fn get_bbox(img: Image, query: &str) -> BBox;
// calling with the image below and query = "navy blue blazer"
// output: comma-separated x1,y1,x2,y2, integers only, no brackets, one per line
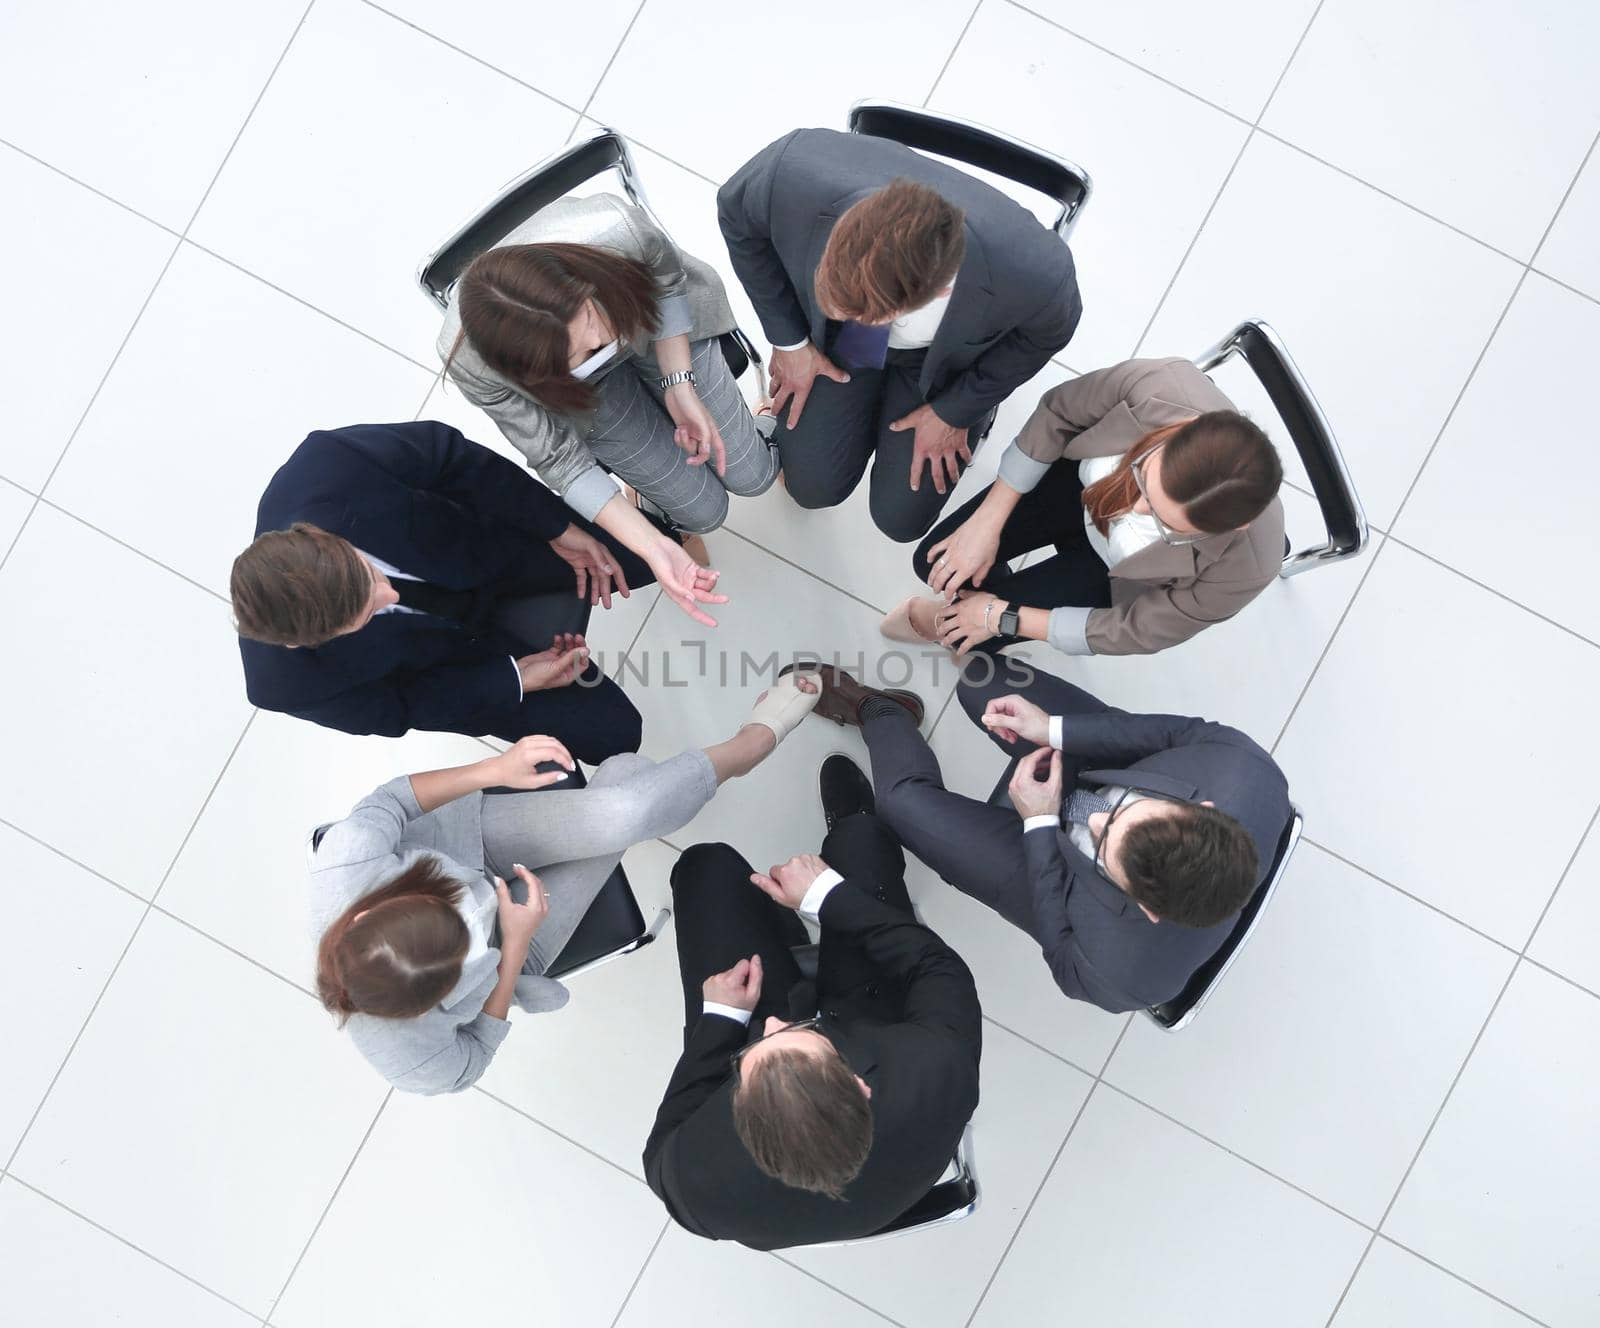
239,420,594,740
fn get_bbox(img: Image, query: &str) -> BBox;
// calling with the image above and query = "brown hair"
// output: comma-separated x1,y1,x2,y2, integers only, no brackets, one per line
1120,804,1260,927
448,242,662,415
813,179,966,324
1081,411,1282,537
316,857,470,1024
732,1043,873,1200
231,522,371,647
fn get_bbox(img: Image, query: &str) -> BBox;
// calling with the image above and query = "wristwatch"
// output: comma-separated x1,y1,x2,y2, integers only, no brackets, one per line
658,368,698,392
998,605,1021,636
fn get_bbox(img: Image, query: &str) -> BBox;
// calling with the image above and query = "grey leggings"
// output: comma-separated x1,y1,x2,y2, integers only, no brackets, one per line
587,336,779,533
479,750,717,972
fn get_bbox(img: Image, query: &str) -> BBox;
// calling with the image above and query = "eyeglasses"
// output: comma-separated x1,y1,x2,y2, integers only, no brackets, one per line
1090,787,1186,884
1130,445,1206,546
729,1015,827,1075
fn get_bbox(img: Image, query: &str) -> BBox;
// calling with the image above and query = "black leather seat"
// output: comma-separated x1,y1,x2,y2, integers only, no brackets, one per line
547,865,652,980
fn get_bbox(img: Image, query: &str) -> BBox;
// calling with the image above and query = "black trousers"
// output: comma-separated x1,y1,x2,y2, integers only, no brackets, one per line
476,515,663,762
863,669,1108,939
668,815,914,1042
768,344,972,544
913,462,1112,650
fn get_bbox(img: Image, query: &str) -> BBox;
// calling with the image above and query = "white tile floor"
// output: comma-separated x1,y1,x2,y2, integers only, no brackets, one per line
1,1,1596,1324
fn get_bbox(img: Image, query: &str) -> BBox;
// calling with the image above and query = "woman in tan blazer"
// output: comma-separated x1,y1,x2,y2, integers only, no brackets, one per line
881,358,1285,658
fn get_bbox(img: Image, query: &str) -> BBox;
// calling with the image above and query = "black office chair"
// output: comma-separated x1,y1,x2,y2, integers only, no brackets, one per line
1195,320,1368,576
982,766,1302,1031
847,98,1093,241
305,826,668,982
780,938,981,1244
415,126,763,381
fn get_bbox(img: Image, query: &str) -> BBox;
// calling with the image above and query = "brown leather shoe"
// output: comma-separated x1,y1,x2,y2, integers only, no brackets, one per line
778,662,924,728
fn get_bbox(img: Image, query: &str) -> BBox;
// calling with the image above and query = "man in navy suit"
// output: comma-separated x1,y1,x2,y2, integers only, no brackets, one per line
232,420,661,763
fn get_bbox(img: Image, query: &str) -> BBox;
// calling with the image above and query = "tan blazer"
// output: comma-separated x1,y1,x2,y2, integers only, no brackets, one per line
1013,358,1285,656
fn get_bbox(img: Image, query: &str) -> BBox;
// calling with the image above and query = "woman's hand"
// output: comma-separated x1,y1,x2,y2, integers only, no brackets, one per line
665,384,727,476
982,695,1051,747
489,735,575,789
648,536,729,628
549,523,630,609
926,514,1002,599
515,634,589,692
935,591,1003,656
1008,746,1063,820
494,865,549,952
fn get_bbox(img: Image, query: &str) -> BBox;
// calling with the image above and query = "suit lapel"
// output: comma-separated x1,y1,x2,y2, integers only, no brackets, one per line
1079,766,1203,803
923,222,993,396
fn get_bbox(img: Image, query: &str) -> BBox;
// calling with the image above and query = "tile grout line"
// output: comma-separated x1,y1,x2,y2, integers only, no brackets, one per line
2,710,257,1176
1372,1233,1554,1328
3,1173,269,1323
1526,128,1598,273
576,0,651,122
265,1089,394,1320
1318,789,1600,1327
767,1251,911,1327
0,135,184,239
923,0,987,108
472,1086,653,1189
605,1218,670,1328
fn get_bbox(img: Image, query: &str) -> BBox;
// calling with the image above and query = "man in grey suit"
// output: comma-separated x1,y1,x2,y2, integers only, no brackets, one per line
790,661,1290,1013
718,128,1082,543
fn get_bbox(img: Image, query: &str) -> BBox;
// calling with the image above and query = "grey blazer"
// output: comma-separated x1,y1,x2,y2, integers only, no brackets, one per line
309,777,567,1096
717,128,1082,429
437,193,739,521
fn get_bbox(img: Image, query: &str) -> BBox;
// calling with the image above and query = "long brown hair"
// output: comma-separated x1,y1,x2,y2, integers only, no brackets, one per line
1081,411,1281,537
448,242,662,415
316,857,470,1024
814,178,966,323
232,522,371,647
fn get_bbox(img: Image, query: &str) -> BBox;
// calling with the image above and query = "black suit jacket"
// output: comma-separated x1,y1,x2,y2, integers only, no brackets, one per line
1027,711,1292,1012
717,128,1082,429
239,420,583,740
642,881,982,1250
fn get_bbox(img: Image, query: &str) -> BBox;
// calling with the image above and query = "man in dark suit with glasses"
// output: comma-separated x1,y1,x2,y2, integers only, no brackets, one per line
642,741,982,1250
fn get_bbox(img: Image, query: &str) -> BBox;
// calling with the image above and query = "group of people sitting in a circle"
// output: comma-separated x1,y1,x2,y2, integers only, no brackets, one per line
232,125,1293,1249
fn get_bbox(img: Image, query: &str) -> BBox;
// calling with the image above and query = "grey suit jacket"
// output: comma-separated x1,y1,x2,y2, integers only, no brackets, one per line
438,192,739,521
717,128,1082,429
309,777,567,1096
1025,709,1291,1012
1007,357,1287,657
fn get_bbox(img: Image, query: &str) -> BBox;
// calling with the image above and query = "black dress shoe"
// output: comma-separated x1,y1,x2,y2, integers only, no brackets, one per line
820,754,875,832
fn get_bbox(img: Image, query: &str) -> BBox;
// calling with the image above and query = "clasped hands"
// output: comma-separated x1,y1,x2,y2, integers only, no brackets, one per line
702,853,831,1012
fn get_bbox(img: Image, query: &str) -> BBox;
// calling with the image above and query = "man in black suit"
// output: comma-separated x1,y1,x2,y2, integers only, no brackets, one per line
643,750,982,1250
717,127,1082,543
797,661,1292,1013
233,420,662,764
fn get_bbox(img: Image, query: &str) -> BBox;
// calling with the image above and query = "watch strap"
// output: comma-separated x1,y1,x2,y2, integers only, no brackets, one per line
658,368,697,391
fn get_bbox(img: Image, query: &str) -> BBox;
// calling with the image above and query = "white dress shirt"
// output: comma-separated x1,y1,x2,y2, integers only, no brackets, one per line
1078,451,1163,569
774,281,955,353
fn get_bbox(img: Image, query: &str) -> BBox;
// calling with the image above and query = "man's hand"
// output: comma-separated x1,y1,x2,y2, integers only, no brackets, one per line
769,342,850,429
982,695,1050,747
549,524,630,609
926,512,1002,599
516,633,588,692
647,537,728,628
750,853,830,909
489,735,576,788
664,385,727,475
1008,746,1064,820
703,954,764,1011
935,591,1003,656
890,402,972,495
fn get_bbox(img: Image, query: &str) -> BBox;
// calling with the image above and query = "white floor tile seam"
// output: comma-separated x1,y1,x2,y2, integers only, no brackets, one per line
574,0,651,123
1371,1233,1553,1328
767,1252,914,1328
264,1089,394,1322
0,1173,271,1326
472,1084,656,1188
603,1217,671,1328
1530,128,1600,277
1,710,255,1175
26,495,232,604
921,0,986,109
0,134,184,242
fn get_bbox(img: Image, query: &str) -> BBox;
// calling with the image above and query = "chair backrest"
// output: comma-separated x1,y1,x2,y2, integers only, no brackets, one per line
1145,807,1304,1031
847,99,1092,240
1194,320,1368,578
416,128,662,311
306,826,665,983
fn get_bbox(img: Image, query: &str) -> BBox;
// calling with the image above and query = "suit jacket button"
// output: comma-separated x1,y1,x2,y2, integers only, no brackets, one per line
866,983,881,998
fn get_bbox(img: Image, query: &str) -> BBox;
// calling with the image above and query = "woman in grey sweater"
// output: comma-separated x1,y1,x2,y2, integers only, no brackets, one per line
310,673,819,1095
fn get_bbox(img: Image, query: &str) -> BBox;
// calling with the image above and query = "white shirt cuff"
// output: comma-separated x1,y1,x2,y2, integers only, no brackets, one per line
510,656,524,701
772,337,810,352
1023,814,1059,833
1049,715,1063,750
798,867,845,922
702,1001,752,1025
